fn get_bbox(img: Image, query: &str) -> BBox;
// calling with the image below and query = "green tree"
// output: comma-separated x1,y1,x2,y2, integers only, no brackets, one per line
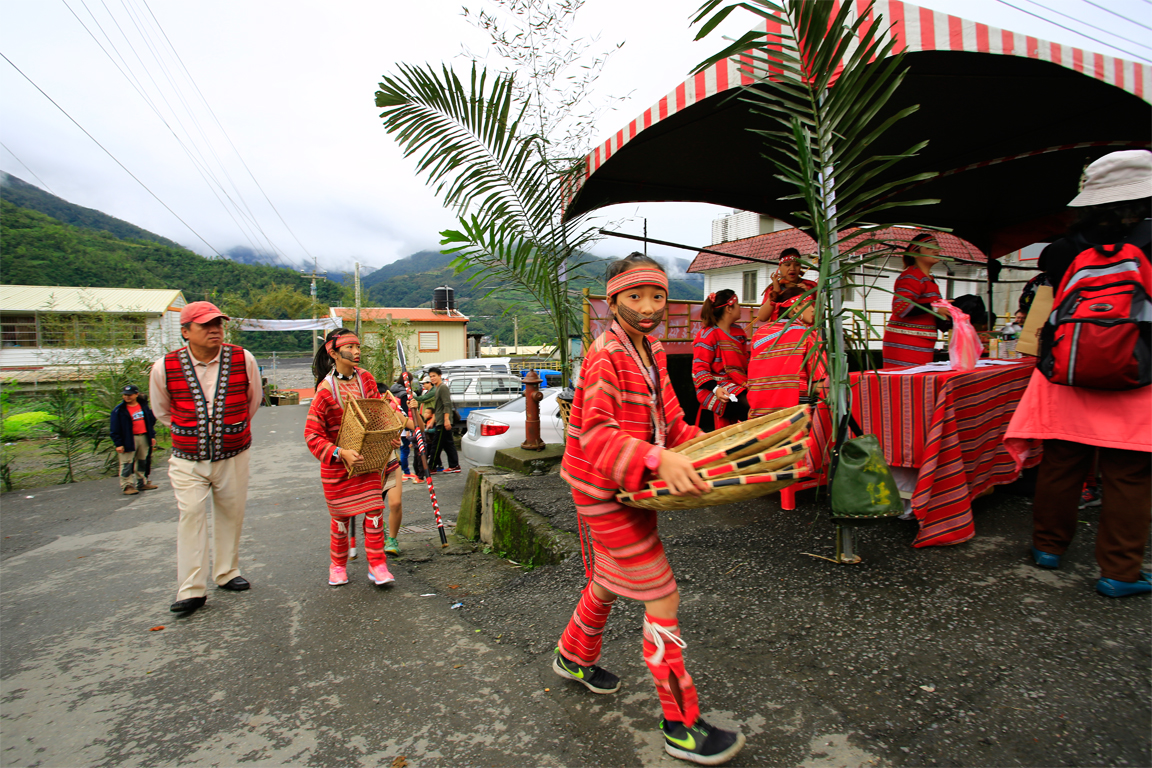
374,0,624,387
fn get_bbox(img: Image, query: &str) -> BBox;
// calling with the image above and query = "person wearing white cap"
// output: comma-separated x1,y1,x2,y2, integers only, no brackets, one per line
1006,149,1152,599
148,301,262,614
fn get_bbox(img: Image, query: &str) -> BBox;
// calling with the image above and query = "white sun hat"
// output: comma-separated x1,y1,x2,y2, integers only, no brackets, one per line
1068,149,1152,207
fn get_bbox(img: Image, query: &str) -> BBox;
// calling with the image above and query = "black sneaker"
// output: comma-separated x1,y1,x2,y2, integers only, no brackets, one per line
551,649,620,694
660,718,746,766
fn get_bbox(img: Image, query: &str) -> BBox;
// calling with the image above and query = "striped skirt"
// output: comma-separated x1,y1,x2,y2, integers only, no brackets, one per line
882,319,937,369
573,490,677,602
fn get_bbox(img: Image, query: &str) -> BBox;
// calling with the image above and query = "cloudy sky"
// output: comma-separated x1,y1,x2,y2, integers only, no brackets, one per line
1,0,1147,274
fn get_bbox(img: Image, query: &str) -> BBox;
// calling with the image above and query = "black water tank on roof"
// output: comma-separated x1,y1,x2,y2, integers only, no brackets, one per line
433,285,455,311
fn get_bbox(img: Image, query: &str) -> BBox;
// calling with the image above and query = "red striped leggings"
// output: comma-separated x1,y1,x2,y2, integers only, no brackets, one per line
330,511,387,569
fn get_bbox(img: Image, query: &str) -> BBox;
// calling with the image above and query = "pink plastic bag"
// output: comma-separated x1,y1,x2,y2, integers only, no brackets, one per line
933,300,981,372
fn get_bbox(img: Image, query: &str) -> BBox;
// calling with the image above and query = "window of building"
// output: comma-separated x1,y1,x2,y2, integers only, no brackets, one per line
742,271,758,303
1,314,37,348
418,331,439,352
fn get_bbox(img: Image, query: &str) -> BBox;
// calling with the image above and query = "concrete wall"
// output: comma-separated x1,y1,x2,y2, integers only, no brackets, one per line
358,320,468,366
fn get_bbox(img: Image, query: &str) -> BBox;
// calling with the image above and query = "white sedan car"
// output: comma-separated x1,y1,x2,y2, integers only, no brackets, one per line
461,388,566,466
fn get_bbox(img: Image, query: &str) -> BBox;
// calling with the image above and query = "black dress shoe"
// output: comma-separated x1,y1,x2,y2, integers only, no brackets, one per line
170,596,206,613
218,576,250,591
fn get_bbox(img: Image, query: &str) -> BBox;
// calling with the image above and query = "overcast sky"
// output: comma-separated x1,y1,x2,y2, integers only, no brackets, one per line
1,0,1147,275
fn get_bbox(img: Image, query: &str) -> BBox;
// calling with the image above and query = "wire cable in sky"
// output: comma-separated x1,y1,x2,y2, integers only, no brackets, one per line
1015,0,1152,51
0,51,224,256
1078,0,1152,32
993,0,1152,63
139,0,316,264
62,0,273,260
1,142,58,195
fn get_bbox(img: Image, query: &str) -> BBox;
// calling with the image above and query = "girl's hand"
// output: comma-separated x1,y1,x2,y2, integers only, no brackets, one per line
339,448,364,469
714,384,728,400
656,451,709,496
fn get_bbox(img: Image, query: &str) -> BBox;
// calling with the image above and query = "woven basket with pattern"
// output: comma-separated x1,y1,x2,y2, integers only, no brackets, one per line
617,405,812,509
336,398,404,478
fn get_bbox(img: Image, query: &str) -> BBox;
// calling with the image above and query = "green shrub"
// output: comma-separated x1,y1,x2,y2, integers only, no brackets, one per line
2,411,53,440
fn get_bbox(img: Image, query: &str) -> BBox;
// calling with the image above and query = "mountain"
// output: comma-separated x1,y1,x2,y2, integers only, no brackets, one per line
0,172,184,249
361,250,454,288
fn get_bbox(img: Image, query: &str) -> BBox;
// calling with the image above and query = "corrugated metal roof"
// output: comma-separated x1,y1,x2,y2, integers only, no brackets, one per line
330,307,469,323
687,227,987,272
0,285,186,314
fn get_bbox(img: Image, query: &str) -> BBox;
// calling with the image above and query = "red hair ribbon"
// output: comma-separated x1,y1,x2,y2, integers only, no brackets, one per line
607,267,668,297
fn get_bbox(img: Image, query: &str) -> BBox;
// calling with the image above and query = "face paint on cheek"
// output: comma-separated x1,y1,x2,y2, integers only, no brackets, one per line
338,348,358,363
616,304,665,333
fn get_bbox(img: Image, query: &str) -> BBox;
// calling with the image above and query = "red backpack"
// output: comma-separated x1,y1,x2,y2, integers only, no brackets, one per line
1039,228,1152,390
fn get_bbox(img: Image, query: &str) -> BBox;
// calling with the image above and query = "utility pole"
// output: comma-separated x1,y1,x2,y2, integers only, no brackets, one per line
354,262,362,339
300,256,327,355
513,315,519,356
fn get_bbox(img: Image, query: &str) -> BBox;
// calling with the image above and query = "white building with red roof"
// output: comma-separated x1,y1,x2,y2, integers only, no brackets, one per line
687,213,1014,334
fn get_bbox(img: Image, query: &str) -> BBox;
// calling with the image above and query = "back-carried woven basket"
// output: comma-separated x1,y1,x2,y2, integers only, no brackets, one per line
617,404,813,510
336,397,404,478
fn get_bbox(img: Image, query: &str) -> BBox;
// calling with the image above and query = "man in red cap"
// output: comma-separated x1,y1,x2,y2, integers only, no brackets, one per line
149,301,262,614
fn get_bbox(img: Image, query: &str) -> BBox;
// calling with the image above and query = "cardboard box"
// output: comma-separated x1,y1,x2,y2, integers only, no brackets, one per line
1016,285,1052,357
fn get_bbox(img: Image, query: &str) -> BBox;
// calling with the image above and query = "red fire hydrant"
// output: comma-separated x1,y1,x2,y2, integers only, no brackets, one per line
521,369,546,451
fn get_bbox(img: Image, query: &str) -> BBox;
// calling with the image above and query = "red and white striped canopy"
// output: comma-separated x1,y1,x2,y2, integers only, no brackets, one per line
564,0,1151,255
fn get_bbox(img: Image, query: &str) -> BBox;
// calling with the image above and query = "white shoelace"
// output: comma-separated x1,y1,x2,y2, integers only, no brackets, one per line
643,618,686,667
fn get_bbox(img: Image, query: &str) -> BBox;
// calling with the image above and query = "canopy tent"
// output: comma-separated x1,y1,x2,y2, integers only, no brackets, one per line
563,0,1151,258
232,318,341,332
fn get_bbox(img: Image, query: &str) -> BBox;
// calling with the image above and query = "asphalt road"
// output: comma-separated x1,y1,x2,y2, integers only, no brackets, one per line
1,402,1149,767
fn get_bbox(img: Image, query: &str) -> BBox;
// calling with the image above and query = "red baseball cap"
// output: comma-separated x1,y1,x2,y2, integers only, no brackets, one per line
180,301,229,325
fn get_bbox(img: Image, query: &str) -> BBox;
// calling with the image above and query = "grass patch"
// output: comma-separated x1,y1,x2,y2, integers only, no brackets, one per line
2,411,53,440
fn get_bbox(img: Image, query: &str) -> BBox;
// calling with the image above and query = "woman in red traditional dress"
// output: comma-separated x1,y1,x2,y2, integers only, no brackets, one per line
881,234,945,368
756,248,818,323
551,252,746,765
746,292,827,419
692,288,750,430
305,328,410,588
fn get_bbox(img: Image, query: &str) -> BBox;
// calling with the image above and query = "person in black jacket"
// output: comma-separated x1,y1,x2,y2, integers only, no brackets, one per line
110,384,157,495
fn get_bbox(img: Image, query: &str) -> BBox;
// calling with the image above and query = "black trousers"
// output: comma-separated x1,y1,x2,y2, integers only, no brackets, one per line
426,426,459,472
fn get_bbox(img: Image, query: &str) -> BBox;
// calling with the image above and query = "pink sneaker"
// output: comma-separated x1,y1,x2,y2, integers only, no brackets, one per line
368,565,395,586
328,564,348,586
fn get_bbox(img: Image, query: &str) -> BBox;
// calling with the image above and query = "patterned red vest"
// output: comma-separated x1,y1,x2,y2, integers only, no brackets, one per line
164,344,252,461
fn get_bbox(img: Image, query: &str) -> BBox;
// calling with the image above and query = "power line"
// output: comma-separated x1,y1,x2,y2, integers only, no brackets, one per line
138,0,316,264
0,143,57,195
1,50,223,255
993,0,1152,63
62,0,272,260
1015,0,1152,51
1077,0,1152,32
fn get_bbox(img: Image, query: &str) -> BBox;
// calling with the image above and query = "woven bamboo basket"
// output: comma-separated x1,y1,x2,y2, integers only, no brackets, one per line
616,405,813,510
336,397,404,478
618,466,812,510
557,398,573,427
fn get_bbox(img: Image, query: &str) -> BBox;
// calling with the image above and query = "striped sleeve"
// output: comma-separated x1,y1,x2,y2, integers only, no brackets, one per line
305,386,338,464
578,347,653,493
691,327,721,391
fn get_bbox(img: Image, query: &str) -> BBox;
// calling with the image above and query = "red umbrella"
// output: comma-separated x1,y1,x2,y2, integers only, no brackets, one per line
563,0,1150,258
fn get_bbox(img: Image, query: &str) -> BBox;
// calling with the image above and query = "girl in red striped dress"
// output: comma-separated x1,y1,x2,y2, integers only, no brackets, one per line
882,234,944,368
747,293,827,418
305,329,410,587
552,253,746,765
692,289,750,430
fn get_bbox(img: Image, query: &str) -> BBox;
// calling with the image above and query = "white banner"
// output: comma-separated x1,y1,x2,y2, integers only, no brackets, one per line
232,318,341,332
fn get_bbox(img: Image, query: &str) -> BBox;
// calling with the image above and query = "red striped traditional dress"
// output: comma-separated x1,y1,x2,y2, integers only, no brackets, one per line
560,321,701,601
746,319,827,418
882,267,942,368
304,369,400,518
691,324,749,422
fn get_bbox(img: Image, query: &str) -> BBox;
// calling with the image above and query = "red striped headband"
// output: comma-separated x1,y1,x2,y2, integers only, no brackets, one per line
325,333,360,357
607,267,668,297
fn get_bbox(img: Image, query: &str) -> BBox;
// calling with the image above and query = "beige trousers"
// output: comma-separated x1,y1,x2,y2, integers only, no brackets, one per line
169,450,251,600
118,434,150,489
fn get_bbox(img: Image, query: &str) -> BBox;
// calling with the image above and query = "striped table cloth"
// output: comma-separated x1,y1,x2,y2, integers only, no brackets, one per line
812,360,1041,547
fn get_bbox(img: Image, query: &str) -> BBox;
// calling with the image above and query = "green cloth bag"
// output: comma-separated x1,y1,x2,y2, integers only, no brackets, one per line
830,435,903,519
